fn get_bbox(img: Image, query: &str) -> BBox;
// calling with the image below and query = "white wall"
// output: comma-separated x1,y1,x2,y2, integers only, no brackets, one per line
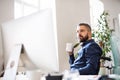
101,0,120,34
0,0,14,73
56,0,90,71
0,0,14,23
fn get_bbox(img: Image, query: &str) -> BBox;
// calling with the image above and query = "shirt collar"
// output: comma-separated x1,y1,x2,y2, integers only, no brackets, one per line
81,39,94,47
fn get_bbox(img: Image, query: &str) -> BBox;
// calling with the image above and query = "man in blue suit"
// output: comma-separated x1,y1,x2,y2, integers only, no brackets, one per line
67,23,102,75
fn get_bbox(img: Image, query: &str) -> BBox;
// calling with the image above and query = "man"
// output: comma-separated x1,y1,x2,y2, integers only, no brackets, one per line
67,23,102,75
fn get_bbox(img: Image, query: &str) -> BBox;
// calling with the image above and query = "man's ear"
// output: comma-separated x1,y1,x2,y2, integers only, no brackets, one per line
88,31,92,37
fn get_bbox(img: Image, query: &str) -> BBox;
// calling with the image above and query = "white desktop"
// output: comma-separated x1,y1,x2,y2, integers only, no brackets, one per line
1,9,59,80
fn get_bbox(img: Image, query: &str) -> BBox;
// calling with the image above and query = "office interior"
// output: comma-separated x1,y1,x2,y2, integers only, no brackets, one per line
0,0,120,80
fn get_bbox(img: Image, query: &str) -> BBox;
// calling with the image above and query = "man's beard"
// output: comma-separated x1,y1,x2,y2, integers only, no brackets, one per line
80,34,89,42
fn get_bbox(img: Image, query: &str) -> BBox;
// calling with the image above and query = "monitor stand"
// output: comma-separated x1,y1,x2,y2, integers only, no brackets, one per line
3,44,24,80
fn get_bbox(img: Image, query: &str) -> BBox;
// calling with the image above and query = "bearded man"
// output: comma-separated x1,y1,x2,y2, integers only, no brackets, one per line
67,23,102,75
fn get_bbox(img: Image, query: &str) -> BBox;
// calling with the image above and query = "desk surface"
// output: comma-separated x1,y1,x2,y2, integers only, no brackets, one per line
76,75,100,80
41,75,101,80
1,74,119,80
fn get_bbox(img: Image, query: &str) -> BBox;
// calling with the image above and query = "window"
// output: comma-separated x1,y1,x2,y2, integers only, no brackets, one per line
89,0,104,29
14,0,55,19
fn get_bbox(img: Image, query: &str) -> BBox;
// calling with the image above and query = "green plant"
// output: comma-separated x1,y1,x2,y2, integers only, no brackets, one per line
73,43,80,58
92,11,112,57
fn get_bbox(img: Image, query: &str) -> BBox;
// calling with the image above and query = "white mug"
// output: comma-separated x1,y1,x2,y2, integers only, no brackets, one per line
66,43,73,52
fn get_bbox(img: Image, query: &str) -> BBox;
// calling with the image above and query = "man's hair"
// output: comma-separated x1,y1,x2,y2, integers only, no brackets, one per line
79,23,91,32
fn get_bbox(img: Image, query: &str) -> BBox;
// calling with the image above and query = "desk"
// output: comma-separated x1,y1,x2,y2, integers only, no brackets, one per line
73,75,100,80
1,71,119,80
41,74,120,80
41,74,100,80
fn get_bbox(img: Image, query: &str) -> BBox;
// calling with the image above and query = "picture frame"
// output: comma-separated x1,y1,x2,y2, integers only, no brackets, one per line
113,17,119,32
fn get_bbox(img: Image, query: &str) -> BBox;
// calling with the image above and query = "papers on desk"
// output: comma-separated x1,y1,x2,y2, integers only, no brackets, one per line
77,75,100,80
63,75,100,80
62,70,100,80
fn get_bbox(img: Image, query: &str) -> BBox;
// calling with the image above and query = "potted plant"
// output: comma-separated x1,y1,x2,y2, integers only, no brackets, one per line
92,11,112,56
92,11,112,67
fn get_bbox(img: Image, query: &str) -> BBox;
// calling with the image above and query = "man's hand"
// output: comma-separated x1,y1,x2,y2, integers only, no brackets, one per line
66,48,74,55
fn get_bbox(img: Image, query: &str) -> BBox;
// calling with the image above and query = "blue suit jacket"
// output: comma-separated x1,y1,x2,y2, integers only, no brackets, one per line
69,39,102,75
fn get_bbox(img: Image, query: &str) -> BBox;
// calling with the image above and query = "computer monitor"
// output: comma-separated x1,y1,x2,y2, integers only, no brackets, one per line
1,9,59,73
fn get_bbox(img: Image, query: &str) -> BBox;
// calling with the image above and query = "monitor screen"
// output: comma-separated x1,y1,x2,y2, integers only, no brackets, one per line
1,9,59,73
